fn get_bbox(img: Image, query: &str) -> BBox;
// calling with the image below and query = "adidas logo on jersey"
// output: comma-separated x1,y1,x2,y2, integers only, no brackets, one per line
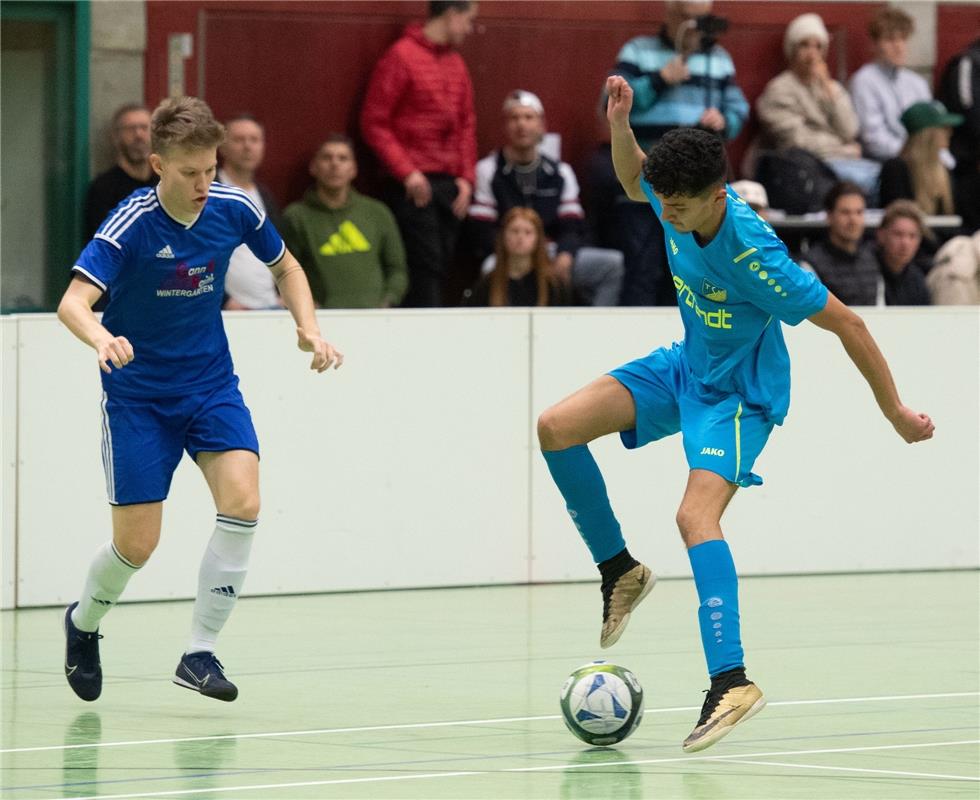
210,585,237,597
155,244,175,259
319,221,371,256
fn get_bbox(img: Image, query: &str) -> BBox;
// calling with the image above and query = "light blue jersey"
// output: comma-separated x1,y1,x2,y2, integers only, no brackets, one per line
74,183,286,399
640,177,827,424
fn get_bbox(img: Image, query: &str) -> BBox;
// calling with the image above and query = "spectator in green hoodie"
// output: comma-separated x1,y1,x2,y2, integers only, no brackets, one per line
282,135,408,308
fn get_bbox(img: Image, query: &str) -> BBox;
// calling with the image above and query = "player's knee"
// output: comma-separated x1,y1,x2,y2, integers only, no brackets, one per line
675,504,702,540
115,535,158,567
537,407,570,450
220,490,260,522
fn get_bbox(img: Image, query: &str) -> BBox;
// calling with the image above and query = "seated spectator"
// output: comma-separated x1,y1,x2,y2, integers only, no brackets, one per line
218,115,283,310
800,182,880,305
879,101,963,215
469,208,567,307
756,14,880,197
729,180,771,219
876,200,932,305
468,90,623,306
84,103,158,241
937,37,980,233
849,7,931,162
281,135,408,309
927,231,980,304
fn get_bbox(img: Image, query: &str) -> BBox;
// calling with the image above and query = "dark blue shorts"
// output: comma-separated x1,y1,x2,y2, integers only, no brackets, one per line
609,343,773,488
100,379,259,505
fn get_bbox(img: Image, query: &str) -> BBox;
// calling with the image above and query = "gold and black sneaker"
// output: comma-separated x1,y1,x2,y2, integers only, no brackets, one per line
599,562,655,648
682,667,766,752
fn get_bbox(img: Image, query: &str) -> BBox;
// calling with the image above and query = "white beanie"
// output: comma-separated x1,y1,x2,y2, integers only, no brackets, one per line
784,13,829,60
730,180,769,211
502,90,544,116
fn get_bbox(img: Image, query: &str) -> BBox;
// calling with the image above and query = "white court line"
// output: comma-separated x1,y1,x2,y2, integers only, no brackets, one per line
720,758,979,783
5,690,977,755
41,739,980,800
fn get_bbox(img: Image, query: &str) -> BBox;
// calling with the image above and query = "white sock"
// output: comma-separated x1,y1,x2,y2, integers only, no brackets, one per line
71,542,141,632
187,515,256,654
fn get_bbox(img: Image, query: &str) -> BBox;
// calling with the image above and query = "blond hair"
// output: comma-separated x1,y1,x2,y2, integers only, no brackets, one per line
151,96,225,155
490,208,551,307
901,127,955,215
881,199,928,238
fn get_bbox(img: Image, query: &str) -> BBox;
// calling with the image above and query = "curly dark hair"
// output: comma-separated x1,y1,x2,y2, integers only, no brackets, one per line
642,128,728,198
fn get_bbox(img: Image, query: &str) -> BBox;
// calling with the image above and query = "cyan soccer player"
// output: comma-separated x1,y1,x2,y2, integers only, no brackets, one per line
57,96,343,703
537,75,934,752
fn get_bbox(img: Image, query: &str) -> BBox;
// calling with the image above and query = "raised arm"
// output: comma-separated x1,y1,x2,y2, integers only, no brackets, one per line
808,293,933,443
269,249,343,373
606,75,648,202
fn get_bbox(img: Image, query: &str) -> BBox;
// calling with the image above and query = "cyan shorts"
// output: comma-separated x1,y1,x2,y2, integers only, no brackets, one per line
99,379,259,505
609,343,773,487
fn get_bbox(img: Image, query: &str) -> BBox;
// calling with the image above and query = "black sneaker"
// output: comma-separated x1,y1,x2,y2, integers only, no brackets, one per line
173,651,238,701
63,602,103,701
682,667,766,752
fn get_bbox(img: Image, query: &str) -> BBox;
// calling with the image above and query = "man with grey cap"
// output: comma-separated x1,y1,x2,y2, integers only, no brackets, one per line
468,90,623,306
757,12,880,197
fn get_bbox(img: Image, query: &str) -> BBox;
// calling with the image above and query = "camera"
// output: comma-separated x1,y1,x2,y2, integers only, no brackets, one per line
694,14,729,50
695,14,729,38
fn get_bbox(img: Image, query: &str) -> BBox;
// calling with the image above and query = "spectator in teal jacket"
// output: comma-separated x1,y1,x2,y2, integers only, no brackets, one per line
612,0,749,151
599,1,748,306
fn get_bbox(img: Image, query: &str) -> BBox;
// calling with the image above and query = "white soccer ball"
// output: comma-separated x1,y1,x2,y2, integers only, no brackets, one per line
559,660,644,746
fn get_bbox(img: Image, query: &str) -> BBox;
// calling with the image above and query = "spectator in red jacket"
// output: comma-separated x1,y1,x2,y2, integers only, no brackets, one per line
361,1,479,307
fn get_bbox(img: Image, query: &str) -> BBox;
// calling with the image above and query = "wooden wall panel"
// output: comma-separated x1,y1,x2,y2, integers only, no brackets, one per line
935,4,980,86
145,1,974,207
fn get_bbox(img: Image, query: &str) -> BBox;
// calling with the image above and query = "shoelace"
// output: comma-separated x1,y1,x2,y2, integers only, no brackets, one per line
696,687,721,725
69,632,103,668
600,582,614,622
190,653,227,677
696,672,750,725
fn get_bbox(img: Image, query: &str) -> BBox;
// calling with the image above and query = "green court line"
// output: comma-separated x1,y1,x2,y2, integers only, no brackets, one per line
5,691,977,754
40,739,980,800
520,739,980,773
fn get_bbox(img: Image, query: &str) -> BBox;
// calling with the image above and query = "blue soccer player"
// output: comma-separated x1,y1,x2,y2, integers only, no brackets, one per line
537,76,934,752
57,96,343,703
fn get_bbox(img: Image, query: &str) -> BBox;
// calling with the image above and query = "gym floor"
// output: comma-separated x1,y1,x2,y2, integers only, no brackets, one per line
3,571,978,799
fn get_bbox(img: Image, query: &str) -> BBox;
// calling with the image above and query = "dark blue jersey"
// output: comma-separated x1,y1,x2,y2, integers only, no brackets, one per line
74,183,285,398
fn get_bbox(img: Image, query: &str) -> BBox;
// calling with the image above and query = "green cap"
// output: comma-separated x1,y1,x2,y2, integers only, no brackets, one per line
900,100,964,135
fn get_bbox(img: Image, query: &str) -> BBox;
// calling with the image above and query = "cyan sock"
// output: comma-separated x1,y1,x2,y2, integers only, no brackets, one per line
687,539,744,677
542,445,625,563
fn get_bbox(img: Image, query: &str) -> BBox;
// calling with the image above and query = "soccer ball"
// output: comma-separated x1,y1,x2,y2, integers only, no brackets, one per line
559,660,644,746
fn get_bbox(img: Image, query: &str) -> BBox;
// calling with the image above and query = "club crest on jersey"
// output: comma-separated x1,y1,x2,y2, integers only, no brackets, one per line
700,279,727,302
673,275,733,329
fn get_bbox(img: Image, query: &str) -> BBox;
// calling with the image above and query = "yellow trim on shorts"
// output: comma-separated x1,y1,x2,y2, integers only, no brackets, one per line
734,402,743,480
